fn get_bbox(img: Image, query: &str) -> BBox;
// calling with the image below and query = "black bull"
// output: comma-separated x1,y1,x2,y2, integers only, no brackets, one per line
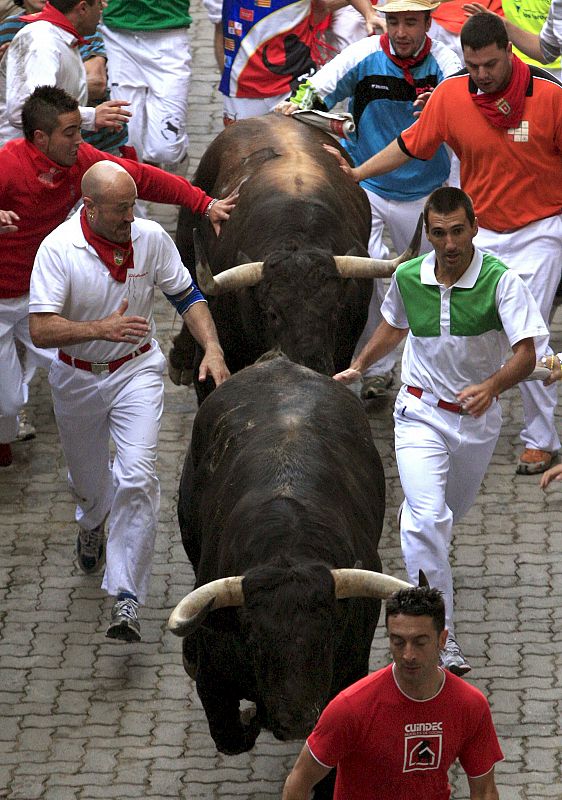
168,357,411,762
169,115,421,402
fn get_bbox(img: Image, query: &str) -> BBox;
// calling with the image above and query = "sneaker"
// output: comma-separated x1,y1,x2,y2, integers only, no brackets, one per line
106,598,141,642
361,373,394,400
440,634,471,676
0,443,13,467
16,409,36,441
516,448,554,475
76,523,106,574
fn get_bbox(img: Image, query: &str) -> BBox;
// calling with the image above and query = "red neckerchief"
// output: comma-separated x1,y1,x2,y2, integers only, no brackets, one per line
471,55,530,130
80,207,134,283
379,33,432,87
21,1,86,46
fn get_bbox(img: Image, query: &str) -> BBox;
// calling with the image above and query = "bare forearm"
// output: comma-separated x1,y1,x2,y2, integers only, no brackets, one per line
485,339,536,396
504,21,547,62
354,139,411,182
30,313,106,348
352,320,408,374
182,301,223,354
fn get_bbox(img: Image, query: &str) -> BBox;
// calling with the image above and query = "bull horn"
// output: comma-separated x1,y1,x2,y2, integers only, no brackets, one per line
332,568,412,599
333,213,423,279
168,575,245,637
196,260,265,296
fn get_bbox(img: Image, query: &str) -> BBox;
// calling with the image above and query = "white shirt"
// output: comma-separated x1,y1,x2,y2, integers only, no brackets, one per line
0,21,95,145
381,248,549,402
29,209,199,363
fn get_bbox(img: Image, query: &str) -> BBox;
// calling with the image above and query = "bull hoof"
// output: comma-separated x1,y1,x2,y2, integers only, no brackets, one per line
168,364,183,386
181,368,194,386
214,714,261,755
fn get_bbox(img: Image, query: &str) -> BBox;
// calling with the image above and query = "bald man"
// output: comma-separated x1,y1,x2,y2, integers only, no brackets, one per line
28,161,230,643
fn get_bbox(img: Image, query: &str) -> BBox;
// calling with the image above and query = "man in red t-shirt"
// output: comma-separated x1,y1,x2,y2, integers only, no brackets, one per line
283,587,503,800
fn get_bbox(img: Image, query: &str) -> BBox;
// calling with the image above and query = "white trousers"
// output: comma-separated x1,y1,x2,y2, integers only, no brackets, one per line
475,215,562,452
0,295,55,443
354,190,431,378
394,386,502,634
49,344,166,604
101,25,191,165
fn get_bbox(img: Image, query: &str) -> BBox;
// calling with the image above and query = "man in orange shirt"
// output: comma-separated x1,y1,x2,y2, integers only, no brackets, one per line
327,12,562,474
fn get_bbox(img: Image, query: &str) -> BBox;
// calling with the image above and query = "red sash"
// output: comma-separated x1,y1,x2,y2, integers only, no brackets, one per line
379,33,432,87
21,1,86,46
80,208,134,283
471,55,530,130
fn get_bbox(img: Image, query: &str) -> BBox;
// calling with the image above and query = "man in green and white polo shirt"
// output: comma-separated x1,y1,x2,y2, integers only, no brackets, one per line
334,186,548,676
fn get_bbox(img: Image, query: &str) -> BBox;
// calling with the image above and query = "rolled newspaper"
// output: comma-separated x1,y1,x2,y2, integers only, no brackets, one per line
292,109,356,140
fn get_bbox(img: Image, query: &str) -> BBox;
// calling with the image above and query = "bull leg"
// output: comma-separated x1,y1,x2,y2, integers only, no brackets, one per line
168,323,195,386
196,675,261,755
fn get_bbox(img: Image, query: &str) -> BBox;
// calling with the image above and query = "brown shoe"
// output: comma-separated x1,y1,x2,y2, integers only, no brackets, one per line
516,448,554,475
0,443,13,467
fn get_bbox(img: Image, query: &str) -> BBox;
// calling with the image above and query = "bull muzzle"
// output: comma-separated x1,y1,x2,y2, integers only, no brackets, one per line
168,569,412,637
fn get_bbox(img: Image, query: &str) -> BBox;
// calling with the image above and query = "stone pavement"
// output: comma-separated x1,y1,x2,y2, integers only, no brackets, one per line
1,4,561,798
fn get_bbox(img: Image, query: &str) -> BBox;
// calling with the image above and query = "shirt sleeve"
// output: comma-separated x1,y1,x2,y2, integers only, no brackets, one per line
398,80,449,161
77,143,214,215
458,695,504,778
496,270,550,358
154,228,196,296
380,271,409,330
29,239,69,314
310,37,377,109
540,3,562,63
306,693,358,769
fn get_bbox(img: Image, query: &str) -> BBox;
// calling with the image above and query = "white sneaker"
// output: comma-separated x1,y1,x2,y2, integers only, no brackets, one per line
16,409,36,441
440,634,471,676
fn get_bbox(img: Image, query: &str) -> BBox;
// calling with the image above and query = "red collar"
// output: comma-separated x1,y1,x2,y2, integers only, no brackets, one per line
20,1,86,46
80,207,134,283
471,55,531,129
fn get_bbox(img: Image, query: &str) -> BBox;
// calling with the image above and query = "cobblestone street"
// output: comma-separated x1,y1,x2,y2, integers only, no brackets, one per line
1,3,561,797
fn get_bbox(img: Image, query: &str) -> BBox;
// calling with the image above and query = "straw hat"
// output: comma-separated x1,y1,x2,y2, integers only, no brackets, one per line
376,0,443,12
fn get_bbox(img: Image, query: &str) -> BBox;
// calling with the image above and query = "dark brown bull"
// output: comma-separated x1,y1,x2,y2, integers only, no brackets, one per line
169,115,421,402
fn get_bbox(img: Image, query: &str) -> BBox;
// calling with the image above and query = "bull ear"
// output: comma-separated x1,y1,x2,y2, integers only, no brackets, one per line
236,250,252,265
418,569,430,588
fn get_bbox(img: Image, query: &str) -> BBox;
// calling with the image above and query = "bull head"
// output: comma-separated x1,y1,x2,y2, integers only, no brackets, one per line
196,215,423,296
168,569,412,637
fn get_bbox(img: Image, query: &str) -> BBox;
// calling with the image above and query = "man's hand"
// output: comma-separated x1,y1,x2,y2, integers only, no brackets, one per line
364,9,386,35
413,89,434,118
207,188,239,236
198,344,230,386
456,382,495,417
463,2,499,17
540,463,562,488
94,99,132,131
541,354,562,385
0,209,19,233
99,299,150,343
274,100,297,115
323,144,360,181
333,367,362,384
